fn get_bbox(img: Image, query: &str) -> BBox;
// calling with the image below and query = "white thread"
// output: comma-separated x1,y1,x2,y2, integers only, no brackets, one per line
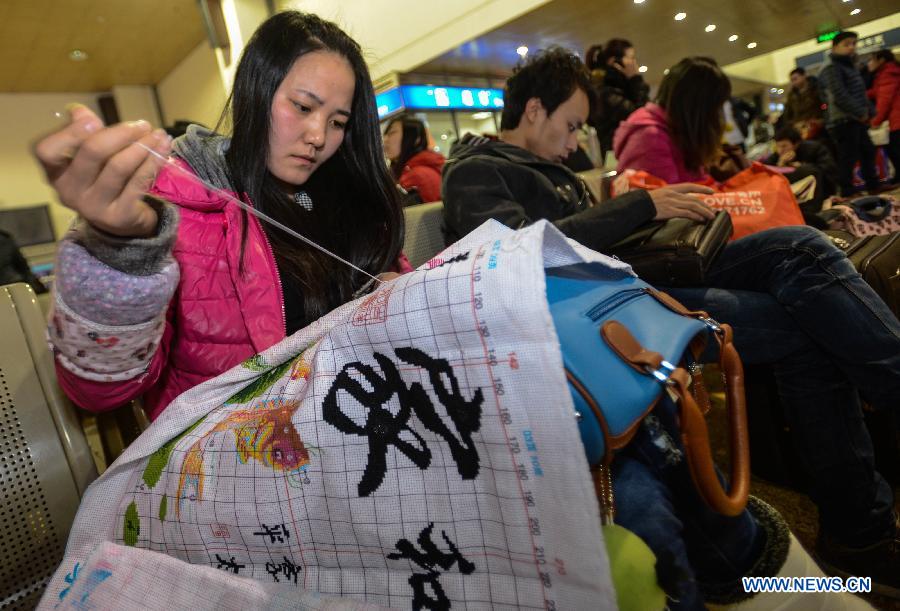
136,142,384,286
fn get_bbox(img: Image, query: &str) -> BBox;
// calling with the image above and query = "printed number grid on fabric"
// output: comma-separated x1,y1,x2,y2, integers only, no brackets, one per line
41,220,625,610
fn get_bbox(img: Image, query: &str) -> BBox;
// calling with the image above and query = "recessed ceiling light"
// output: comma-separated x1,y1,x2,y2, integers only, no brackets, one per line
777,88,784,94
68,49,88,61
634,0,645,3
770,87,777,93
728,34,739,42
747,42,758,49
674,12,687,21
850,8,861,15
705,24,717,32
638,65,648,73
663,68,670,75
516,46,528,57
842,0,852,2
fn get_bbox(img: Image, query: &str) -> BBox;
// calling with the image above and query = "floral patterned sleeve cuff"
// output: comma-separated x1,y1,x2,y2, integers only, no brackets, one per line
54,240,179,326
49,237,179,382
49,292,167,383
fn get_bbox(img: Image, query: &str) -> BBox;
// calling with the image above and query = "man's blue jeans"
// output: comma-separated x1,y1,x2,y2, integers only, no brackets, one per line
665,226,900,546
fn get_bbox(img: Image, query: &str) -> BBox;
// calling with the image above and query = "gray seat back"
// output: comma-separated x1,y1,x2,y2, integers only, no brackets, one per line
402,201,446,269
0,283,97,608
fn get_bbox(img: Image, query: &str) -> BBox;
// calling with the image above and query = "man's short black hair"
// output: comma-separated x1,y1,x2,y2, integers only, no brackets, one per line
790,67,805,77
775,126,802,144
833,31,858,47
500,46,594,131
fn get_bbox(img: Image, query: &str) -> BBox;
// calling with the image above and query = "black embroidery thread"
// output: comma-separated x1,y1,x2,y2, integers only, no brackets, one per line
388,522,475,610
265,556,302,584
432,251,470,267
253,523,291,544
215,554,245,574
323,348,483,497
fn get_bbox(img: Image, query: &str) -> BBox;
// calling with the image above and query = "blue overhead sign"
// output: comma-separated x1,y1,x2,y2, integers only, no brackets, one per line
375,88,404,119
376,85,504,118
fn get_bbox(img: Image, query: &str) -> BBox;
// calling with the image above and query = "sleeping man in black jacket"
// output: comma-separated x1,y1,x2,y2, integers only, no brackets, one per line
442,46,900,605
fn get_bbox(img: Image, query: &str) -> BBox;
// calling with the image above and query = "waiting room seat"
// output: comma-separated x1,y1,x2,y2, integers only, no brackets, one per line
403,201,446,268
577,168,619,204
0,283,97,608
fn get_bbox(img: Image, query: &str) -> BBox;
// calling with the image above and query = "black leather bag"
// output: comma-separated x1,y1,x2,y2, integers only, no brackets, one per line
608,211,734,286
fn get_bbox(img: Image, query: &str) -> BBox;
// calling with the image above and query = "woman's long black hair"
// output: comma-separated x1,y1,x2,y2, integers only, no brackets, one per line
656,56,732,172
384,114,428,180
221,11,403,322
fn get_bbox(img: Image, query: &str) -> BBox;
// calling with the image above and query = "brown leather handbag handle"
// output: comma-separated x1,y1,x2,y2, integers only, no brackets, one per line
603,320,750,516
676,322,750,516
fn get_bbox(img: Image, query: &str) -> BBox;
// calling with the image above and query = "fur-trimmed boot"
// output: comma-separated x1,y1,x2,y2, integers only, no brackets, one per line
705,497,874,610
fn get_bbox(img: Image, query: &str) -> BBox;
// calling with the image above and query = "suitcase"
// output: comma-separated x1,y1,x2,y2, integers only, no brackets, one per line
825,230,900,319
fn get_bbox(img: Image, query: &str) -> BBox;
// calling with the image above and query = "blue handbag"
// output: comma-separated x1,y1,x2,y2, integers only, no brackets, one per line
546,262,750,521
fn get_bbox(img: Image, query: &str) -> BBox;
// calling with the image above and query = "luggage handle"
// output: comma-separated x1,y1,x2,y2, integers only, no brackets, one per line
602,319,750,517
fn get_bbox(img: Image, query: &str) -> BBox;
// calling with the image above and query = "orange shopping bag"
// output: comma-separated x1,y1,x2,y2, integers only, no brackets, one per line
612,163,804,241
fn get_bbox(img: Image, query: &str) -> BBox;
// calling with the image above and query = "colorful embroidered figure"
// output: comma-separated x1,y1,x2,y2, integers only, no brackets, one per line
176,398,309,517
290,356,311,380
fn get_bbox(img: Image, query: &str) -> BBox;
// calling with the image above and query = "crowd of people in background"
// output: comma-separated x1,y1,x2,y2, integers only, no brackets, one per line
379,30,898,208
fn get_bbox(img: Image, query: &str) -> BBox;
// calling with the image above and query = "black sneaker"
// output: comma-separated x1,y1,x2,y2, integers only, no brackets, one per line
815,520,900,600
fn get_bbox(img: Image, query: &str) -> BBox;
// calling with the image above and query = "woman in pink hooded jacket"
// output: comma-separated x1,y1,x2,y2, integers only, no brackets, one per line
613,57,731,184
34,12,410,421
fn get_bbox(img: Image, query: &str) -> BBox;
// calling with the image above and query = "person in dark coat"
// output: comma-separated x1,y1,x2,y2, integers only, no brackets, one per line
585,38,649,157
819,31,880,195
766,126,838,222
782,67,824,136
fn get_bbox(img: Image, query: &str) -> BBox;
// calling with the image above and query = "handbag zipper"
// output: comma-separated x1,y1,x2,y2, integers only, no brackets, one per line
586,288,649,321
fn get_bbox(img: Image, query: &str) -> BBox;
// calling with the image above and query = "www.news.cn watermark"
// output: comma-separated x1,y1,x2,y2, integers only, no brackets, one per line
743,576,872,594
